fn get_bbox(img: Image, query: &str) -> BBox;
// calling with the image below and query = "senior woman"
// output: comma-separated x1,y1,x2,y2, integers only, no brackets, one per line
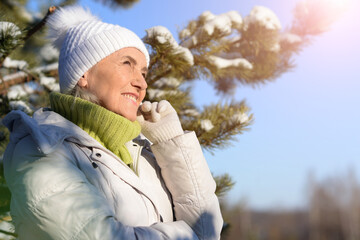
2,5,223,240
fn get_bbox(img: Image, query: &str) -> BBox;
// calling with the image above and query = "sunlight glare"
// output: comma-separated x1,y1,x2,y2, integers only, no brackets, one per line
327,0,350,8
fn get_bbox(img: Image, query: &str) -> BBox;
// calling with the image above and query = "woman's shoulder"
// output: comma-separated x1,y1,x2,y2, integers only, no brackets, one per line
2,109,82,180
3,108,70,147
3,130,77,185
3,108,102,154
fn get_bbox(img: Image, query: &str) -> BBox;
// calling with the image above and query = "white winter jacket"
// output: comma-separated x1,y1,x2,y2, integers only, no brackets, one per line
2,108,223,240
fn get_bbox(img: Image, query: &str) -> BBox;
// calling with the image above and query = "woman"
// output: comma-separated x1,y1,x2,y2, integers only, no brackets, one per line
2,6,223,240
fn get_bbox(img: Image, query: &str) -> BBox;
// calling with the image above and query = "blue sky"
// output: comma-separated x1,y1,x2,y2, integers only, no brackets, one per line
73,0,360,210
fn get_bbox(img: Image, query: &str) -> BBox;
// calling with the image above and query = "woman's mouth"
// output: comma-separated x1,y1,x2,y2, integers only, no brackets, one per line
122,93,138,105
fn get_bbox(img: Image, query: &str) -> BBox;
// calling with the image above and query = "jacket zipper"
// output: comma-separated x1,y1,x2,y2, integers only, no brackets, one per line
131,143,162,222
134,144,143,176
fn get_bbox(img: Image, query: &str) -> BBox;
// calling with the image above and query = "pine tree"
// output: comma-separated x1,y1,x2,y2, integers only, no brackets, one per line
0,0,343,238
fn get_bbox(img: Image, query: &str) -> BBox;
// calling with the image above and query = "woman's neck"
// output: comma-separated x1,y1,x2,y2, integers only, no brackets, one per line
49,91,141,167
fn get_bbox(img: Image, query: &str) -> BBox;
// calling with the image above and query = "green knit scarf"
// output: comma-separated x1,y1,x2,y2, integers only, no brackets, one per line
49,92,141,168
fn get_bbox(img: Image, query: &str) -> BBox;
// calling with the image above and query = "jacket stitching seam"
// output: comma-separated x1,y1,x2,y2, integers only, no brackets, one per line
27,181,64,212
175,136,205,238
69,211,108,240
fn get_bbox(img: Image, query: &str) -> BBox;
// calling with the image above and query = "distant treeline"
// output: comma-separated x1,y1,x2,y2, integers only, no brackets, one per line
221,170,360,240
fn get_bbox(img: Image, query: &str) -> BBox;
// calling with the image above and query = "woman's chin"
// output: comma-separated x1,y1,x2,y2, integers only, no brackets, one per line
120,112,137,122
108,103,138,121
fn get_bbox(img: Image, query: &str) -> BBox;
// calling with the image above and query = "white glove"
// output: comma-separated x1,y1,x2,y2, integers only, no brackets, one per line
137,100,184,144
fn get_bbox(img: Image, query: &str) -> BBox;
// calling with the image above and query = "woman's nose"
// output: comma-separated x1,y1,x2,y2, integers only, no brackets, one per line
132,70,148,90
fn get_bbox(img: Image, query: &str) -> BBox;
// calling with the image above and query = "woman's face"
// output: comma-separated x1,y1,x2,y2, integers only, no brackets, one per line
80,47,148,121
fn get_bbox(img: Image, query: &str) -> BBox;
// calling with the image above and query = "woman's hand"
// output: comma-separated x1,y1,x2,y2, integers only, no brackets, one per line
137,100,184,144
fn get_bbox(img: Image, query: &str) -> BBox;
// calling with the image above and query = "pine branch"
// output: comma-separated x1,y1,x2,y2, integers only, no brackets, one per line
24,6,56,43
0,94,10,117
0,23,23,64
0,75,8,95
0,6,56,68
95,0,140,8
0,65,58,94
181,101,253,151
214,173,235,198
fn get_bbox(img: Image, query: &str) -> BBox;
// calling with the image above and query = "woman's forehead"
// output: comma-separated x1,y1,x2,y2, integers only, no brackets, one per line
111,48,147,65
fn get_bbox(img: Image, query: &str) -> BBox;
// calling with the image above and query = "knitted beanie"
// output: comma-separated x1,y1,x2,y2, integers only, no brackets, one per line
46,6,150,94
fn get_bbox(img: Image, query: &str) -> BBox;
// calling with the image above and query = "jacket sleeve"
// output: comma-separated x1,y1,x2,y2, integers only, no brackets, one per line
4,135,206,240
150,131,223,240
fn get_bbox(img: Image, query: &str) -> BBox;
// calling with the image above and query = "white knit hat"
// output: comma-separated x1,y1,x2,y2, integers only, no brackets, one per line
46,6,150,93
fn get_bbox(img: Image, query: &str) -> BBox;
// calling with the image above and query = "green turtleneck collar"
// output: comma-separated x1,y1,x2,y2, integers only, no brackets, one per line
49,91,141,168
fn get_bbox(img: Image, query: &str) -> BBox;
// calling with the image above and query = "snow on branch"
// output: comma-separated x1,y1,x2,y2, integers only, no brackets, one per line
153,77,181,88
231,112,249,124
1,63,59,94
180,11,243,48
182,109,200,117
0,22,21,37
3,57,28,69
7,82,41,100
280,32,302,44
243,6,282,31
7,85,28,99
33,62,58,73
147,88,179,99
199,11,243,36
0,22,22,60
208,55,253,70
9,100,32,114
145,26,194,66
39,44,59,62
2,71,27,82
200,119,214,132
40,76,59,92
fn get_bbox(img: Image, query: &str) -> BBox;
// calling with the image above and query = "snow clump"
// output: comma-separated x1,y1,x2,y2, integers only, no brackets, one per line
3,71,27,82
33,62,58,74
0,22,21,59
280,33,302,44
208,55,253,70
270,43,281,52
9,100,32,114
153,77,180,88
0,21,21,37
200,119,214,132
7,82,40,99
183,109,200,117
243,6,281,31
40,44,59,62
7,85,28,99
147,89,178,100
40,76,59,92
181,11,243,48
231,112,249,124
145,26,194,66
3,57,28,69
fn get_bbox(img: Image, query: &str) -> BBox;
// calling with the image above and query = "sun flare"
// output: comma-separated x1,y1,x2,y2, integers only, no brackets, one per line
327,0,350,7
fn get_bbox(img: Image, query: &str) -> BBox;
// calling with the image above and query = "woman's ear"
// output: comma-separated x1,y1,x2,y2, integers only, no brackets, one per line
78,71,89,88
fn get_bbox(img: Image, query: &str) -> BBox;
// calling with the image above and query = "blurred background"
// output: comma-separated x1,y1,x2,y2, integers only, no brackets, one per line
1,0,359,239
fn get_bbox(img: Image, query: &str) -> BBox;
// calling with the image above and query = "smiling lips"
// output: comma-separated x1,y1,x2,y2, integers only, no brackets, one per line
122,93,139,105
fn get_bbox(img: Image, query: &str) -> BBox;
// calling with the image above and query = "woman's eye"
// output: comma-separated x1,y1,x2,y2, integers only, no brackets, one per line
124,61,131,65
142,73,146,79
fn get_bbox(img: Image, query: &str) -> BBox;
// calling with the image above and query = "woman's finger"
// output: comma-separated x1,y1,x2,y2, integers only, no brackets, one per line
157,100,169,113
141,101,152,112
151,102,161,122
